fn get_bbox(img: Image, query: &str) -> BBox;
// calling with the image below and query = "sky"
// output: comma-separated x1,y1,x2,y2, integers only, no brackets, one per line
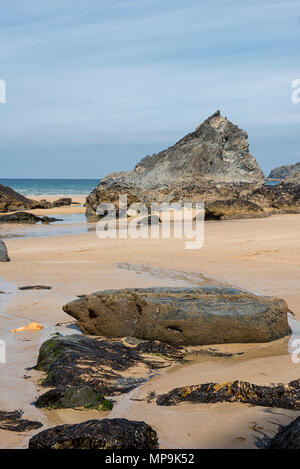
0,0,299,178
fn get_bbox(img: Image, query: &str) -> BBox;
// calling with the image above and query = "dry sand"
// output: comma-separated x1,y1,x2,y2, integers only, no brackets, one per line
0,201,300,449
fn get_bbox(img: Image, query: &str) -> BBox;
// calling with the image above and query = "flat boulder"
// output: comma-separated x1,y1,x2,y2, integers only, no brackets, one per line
0,212,62,224
0,240,10,262
28,418,159,449
63,286,291,345
204,199,267,220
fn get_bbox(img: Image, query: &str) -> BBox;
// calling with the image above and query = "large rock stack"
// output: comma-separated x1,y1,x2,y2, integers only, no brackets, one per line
85,111,265,219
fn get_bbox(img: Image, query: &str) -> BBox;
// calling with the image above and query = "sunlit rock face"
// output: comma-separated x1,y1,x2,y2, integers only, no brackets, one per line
85,111,264,219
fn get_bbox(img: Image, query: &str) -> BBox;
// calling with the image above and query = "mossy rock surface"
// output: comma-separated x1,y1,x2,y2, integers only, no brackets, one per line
35,385,103,409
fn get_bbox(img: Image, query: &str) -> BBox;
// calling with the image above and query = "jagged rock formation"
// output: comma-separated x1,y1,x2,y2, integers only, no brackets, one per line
0,240,10,262
0,184,72,213
63,286,291,345
268,162,300,180
0,184,34,212
85,111,264,219
28,418,159,449
156,378,300,410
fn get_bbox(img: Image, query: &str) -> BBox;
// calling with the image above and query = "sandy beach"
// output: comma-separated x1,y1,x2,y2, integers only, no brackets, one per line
0,196,300,448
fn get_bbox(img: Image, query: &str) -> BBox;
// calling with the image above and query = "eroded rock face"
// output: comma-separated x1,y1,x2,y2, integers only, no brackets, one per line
268,162,300,180
63,287,291,345
0,240,10,262
85,111,264,219
28,418,159,449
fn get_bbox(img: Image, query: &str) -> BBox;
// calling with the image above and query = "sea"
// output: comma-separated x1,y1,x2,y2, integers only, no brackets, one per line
0,178,279,197
0,178,100,197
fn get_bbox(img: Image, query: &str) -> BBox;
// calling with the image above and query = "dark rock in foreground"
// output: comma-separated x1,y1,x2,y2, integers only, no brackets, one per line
35,385,103,410
268,162,300,180
268,417,300,449
28,418,159,449
156,378,300,410
35,334,145,396
63,286,291,345
0,212,62,224
0,239,10,262
0,409,42,432
34,334,175,408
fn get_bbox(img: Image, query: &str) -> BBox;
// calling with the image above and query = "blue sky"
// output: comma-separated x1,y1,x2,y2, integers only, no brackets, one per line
0,0,299,178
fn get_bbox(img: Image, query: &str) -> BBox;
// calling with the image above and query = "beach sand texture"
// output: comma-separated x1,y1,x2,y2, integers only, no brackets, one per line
0,196,299,448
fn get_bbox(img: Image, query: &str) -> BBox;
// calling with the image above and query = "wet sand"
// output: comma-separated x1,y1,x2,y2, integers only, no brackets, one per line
0,205,300,448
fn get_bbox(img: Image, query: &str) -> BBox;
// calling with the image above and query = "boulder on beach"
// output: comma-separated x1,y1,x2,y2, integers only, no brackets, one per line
0,183,73,213
63,286,291,345
28,418,159,449
52,197,72,207
204,199,268,220
0,184,34,213
268,416,300,449
0,212,62,224
33,333,183,408
85,111,264,220
268,162,300,180
0,239,10,262
137,214,161,225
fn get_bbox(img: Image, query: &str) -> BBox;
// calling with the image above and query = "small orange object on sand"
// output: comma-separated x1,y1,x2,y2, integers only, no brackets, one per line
11,322,44,333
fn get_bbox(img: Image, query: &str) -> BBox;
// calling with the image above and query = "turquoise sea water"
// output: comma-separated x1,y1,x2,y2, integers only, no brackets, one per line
0,178,100,196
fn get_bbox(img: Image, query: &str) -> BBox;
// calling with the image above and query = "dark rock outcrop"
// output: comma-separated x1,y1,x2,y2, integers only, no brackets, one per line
51,197,72,207
63,286,291,345
28,418,159,449
0,184,34,212
268,162,300,180
35,385,103,410
34,334,145,396
0,183,73,213
0,212,62,224
268,417,300,449
0,409,42,432
204,199,268,220
137,215,161,225
85,111,264,219
34,333,175,408
156,378,300,410
0,239,10,262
